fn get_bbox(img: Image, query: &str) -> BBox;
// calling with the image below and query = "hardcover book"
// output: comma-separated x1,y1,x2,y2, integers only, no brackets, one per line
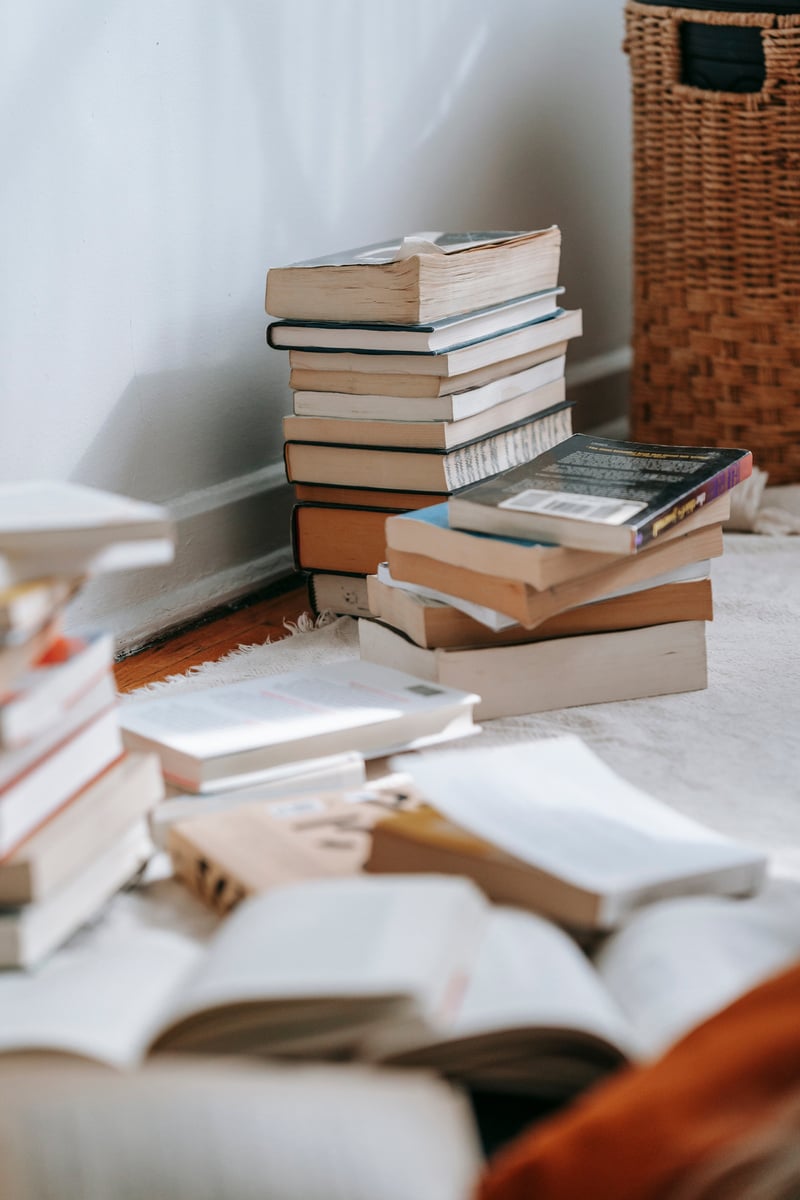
448,434,752,554
267,287,563,353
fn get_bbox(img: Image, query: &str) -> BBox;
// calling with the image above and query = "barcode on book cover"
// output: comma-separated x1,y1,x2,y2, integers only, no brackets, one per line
498,489,646,525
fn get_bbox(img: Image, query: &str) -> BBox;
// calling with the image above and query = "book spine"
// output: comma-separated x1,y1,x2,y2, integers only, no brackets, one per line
636,453,753,549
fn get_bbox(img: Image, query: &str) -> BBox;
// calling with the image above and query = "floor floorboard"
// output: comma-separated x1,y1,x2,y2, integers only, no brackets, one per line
114,581,310,693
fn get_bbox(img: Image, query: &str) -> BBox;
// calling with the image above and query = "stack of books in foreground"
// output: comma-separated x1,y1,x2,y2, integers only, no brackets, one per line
265,229,583,617
0,481,174,967
358,433,753,717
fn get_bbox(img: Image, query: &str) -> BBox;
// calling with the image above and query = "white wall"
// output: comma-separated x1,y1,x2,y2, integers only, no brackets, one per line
0,0,632,651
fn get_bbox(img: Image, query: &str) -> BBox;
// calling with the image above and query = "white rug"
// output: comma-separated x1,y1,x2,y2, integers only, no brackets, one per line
125,523,800,884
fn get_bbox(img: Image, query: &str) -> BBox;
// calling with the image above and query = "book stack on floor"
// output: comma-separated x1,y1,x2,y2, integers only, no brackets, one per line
0,480,175,967
265,229,583,618
358,433,753,718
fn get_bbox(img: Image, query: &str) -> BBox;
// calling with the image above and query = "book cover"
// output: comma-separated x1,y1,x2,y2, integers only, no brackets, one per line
449,434,752,554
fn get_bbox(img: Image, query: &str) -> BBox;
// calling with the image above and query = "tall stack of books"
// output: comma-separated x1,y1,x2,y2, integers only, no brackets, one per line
0,481,175,967
358,434,753,717
265,230,583,618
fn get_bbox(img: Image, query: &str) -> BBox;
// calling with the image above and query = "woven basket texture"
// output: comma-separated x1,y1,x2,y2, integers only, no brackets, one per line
625,1,800,483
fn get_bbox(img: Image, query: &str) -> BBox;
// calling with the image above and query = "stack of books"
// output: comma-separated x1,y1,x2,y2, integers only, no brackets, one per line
0,480,175,967
265,229,583,618
358,434,753,718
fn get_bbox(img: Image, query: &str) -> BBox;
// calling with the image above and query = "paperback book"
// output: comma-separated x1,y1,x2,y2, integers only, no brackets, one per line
448,434,752,554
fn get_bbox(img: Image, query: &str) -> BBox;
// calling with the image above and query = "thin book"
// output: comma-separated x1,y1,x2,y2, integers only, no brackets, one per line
267,287,563,353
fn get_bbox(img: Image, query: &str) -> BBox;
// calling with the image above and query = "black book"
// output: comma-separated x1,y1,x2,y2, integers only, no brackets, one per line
448,434,752,554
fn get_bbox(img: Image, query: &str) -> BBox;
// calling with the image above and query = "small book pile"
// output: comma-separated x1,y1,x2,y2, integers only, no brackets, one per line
0,480,174,967
265,229,582,618
358,433,753,718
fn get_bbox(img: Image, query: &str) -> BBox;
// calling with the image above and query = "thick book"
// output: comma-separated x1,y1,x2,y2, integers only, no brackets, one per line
358,618,709,719
0,704,124,858
292,354,567,422
372,736,767,931
290,338,573,399
0,872,796,1104
119,659,479,793
448,434,753,554
284,404,574,493
0,752,163,905
386,522,723,629
284,378,566,452
0,819,152,968
265,228,562,324
287,309,581,381
366,570,714,650
292,503,395,576
385,494,730,592
167,780,419,914
307,570,372,618
268,287,563,352
0,631,114,748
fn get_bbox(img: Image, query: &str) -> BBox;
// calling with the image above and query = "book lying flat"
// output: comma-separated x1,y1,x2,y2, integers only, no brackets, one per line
284,404,573,493
284,377,566,452
386,521,723,629
384,493,730,593
292,503,396,576
365,571,713,650
268,288,563,353
448,433,753,554
265,228,562,324
290,337,574,399
0,704,124,858
358,619,709,720
0,480,175,585
0,819,152,969
0,752,163,905
119,659,480,793
149,751,369,849
307,571,372,620
167,780,419,914
288,309,581,381
0,631,113,749
378,736,767,931
373,562,520,633
0,872,797,1103
292,354,567,422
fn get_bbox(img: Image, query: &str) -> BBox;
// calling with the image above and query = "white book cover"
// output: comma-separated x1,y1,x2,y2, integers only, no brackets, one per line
120,659,479,792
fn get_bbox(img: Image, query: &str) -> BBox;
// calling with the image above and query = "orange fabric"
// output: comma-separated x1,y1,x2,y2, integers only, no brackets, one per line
476,960,800,1200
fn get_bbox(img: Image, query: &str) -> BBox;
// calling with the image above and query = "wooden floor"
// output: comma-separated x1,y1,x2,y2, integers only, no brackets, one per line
114,578,310,693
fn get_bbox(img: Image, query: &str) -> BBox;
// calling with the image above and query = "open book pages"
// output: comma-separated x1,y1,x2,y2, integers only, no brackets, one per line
0,1059,482,1200
387,735,768,930
0,873,797,1103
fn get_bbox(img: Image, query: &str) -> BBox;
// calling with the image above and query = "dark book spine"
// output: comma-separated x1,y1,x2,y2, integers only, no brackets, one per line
635,452,753,549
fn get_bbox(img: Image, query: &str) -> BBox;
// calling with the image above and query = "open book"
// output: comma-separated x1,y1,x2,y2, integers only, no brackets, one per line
377,736,768,930
0,873,797,1102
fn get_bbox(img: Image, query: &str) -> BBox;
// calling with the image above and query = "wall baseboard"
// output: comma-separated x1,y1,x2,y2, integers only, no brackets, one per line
70,352,631,656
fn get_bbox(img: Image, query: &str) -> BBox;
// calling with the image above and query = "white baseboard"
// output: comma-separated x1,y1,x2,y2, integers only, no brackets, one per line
70,348,632,655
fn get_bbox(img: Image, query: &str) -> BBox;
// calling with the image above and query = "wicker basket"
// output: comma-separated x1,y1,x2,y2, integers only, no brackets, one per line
624,1,800,483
